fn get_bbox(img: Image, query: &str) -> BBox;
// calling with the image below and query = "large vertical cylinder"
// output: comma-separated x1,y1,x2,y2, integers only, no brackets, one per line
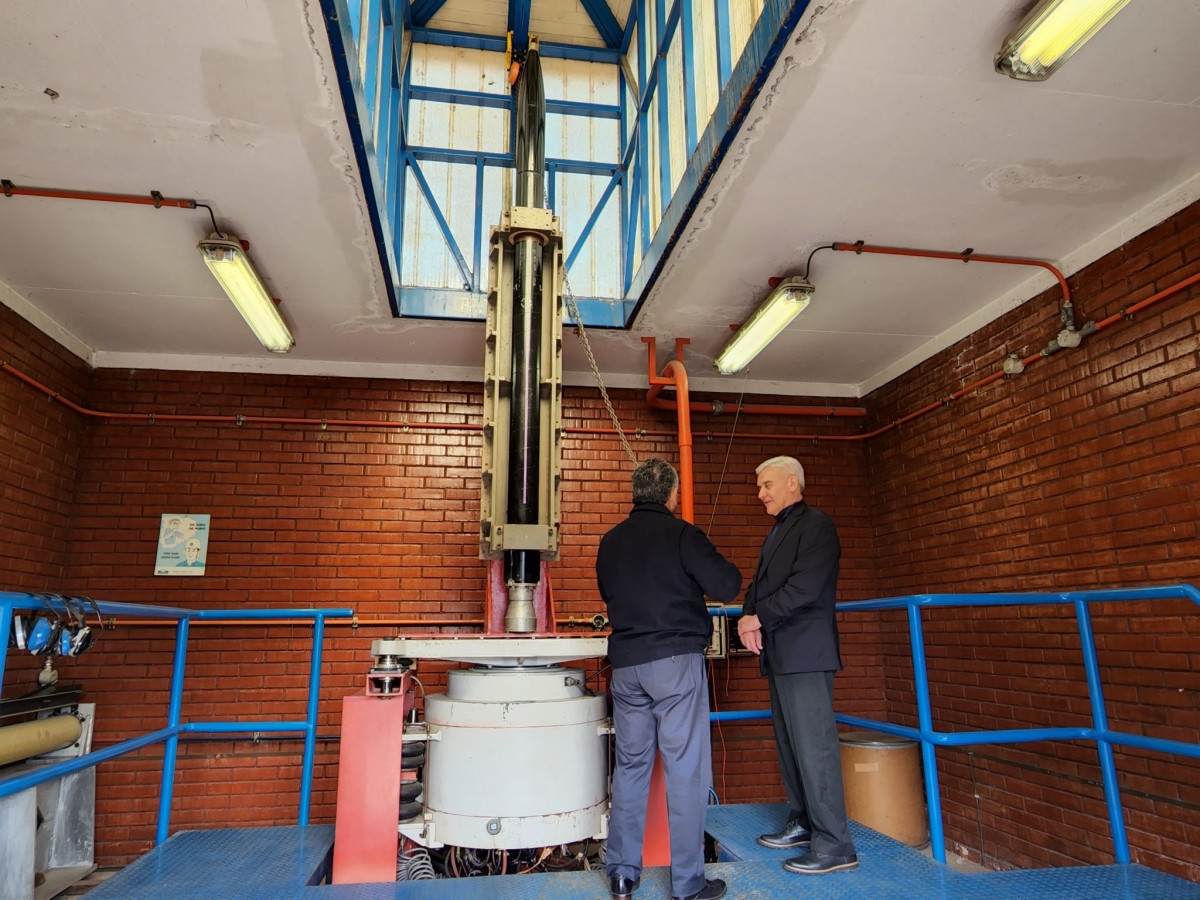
504,44,547,631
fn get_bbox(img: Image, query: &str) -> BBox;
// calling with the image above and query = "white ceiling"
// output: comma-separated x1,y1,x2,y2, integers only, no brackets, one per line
1,1,1198,399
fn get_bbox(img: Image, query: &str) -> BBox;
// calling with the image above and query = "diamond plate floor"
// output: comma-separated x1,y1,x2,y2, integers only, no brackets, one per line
82,804,1199,900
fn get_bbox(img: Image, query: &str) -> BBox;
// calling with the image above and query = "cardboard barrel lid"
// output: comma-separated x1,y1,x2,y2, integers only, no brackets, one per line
839,729,917,749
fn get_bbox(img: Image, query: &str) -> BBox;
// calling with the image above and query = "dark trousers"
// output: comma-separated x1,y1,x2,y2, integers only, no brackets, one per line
767,669,855,856
608,654,711,898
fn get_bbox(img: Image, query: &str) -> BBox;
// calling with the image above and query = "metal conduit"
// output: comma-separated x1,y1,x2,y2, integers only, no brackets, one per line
2,273,1196,449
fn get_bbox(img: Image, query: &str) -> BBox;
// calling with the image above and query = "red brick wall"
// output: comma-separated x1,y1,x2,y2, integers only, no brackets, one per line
864,201,1200,880
0,303,88,590
1,340,877,861
3,201,1196,878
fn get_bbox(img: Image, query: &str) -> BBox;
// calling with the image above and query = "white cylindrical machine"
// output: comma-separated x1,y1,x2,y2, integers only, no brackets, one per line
423,666,608,849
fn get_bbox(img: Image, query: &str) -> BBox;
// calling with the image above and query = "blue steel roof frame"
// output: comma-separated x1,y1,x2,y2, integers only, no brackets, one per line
413,27,622,63
655,0,679,210
679,0,698,154
715,0,732,85
330,0,806,327
403,286,629,326
580,0,624,49
508,0,532,52
396,52,624,320
405,151,475,289
318,0,403,315
410,0,450,27
624,0,816,319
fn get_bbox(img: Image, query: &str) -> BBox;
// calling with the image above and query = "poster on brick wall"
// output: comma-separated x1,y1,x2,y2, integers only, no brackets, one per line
154,514,210,576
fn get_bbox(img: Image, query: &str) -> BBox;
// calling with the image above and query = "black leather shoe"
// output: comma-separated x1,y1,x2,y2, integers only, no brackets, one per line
757,816,812,848
783,850,859,874
610,874,640,900
671,878,726,900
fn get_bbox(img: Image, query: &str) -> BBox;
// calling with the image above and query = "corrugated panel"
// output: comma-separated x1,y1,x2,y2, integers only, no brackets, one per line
665,36,685,197
404,45,510,292
428,0,509,38
730,0,766,72
693,0,720,146
410,44,508,95
647,92,662,235
531,2,609,47
558,171,621,299
542,57,619,108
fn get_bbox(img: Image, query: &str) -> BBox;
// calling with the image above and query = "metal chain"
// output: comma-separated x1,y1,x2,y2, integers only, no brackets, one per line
562,273,639,465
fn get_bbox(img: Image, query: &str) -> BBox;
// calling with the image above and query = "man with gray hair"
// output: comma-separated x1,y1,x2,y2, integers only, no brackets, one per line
597,457,743,900
737,455,857,875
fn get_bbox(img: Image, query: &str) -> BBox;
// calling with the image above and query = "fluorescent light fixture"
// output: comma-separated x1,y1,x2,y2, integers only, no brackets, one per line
995,0,1132,81
714,276,813,375
197,233,294,353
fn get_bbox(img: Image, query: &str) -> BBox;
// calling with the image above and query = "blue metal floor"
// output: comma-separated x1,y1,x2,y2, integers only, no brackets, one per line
82,804,1198,900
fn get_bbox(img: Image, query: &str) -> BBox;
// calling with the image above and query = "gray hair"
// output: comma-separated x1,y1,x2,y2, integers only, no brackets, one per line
632,458,679,505
756,455,805,492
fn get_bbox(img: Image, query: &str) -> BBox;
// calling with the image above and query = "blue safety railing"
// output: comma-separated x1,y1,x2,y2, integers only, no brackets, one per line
708,583,1200,865
0,592,352,844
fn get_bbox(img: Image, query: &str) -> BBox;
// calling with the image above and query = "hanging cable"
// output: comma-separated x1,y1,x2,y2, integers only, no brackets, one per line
803,243,835,280
563,272,639,466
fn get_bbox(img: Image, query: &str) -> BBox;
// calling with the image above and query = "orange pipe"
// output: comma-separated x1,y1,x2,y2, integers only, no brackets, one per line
664,358,694,523
1,183,197,209
833,241,1075,316
642,338,696,521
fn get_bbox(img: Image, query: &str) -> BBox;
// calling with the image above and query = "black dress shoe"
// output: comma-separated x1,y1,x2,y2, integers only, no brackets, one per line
671,877,726,900
610,874,640,900
783,850,859,874
757,816,812,848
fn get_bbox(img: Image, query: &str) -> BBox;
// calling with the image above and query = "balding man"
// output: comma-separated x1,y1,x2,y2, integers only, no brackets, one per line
737,456,857,875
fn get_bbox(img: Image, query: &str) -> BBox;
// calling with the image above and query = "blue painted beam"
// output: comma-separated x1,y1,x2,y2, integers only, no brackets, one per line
410,84,511,109
681,0,698,154
715,0,732,86
565,169,623,274
621,2,638,56
317,0,400,315
409,145,617,176
410,0,450,27
623,0,816,319
405,152,474,289
409,84,621,120
656,0,673,213
412,27,622,63
398,287,628,326
580,0,624,48
509,0,532,52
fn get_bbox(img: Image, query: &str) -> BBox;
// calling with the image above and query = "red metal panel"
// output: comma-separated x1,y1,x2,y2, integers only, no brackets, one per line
332,694,407,884
643,752,671,865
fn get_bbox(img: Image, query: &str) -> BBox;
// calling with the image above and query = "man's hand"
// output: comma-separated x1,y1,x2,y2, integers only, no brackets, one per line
737,614,763,655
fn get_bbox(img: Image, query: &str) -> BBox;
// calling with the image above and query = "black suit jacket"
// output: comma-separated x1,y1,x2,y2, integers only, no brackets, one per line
743,501,842,675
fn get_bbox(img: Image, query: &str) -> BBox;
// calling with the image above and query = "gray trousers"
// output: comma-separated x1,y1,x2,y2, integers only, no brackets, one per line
607,654,711,898
768,669,855,856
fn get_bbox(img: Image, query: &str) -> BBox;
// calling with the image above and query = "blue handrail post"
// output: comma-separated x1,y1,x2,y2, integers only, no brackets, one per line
299,614,327,826
1074,598,1131,864
0,598,12,689
907,599,947,863
155,616,191,845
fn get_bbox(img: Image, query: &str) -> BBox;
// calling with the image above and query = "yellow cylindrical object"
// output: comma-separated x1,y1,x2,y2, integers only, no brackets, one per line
0,714,83,767
840,729,929,847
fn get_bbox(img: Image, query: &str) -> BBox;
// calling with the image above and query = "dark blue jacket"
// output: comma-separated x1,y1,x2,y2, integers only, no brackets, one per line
744,501,843,674
597,502,743,669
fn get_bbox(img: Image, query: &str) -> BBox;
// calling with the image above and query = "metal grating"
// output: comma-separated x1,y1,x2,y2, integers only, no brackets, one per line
80,806,1199,900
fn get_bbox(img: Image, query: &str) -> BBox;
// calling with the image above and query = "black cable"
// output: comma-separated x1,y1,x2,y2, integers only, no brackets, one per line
803,243,835,280
194,203,220,235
